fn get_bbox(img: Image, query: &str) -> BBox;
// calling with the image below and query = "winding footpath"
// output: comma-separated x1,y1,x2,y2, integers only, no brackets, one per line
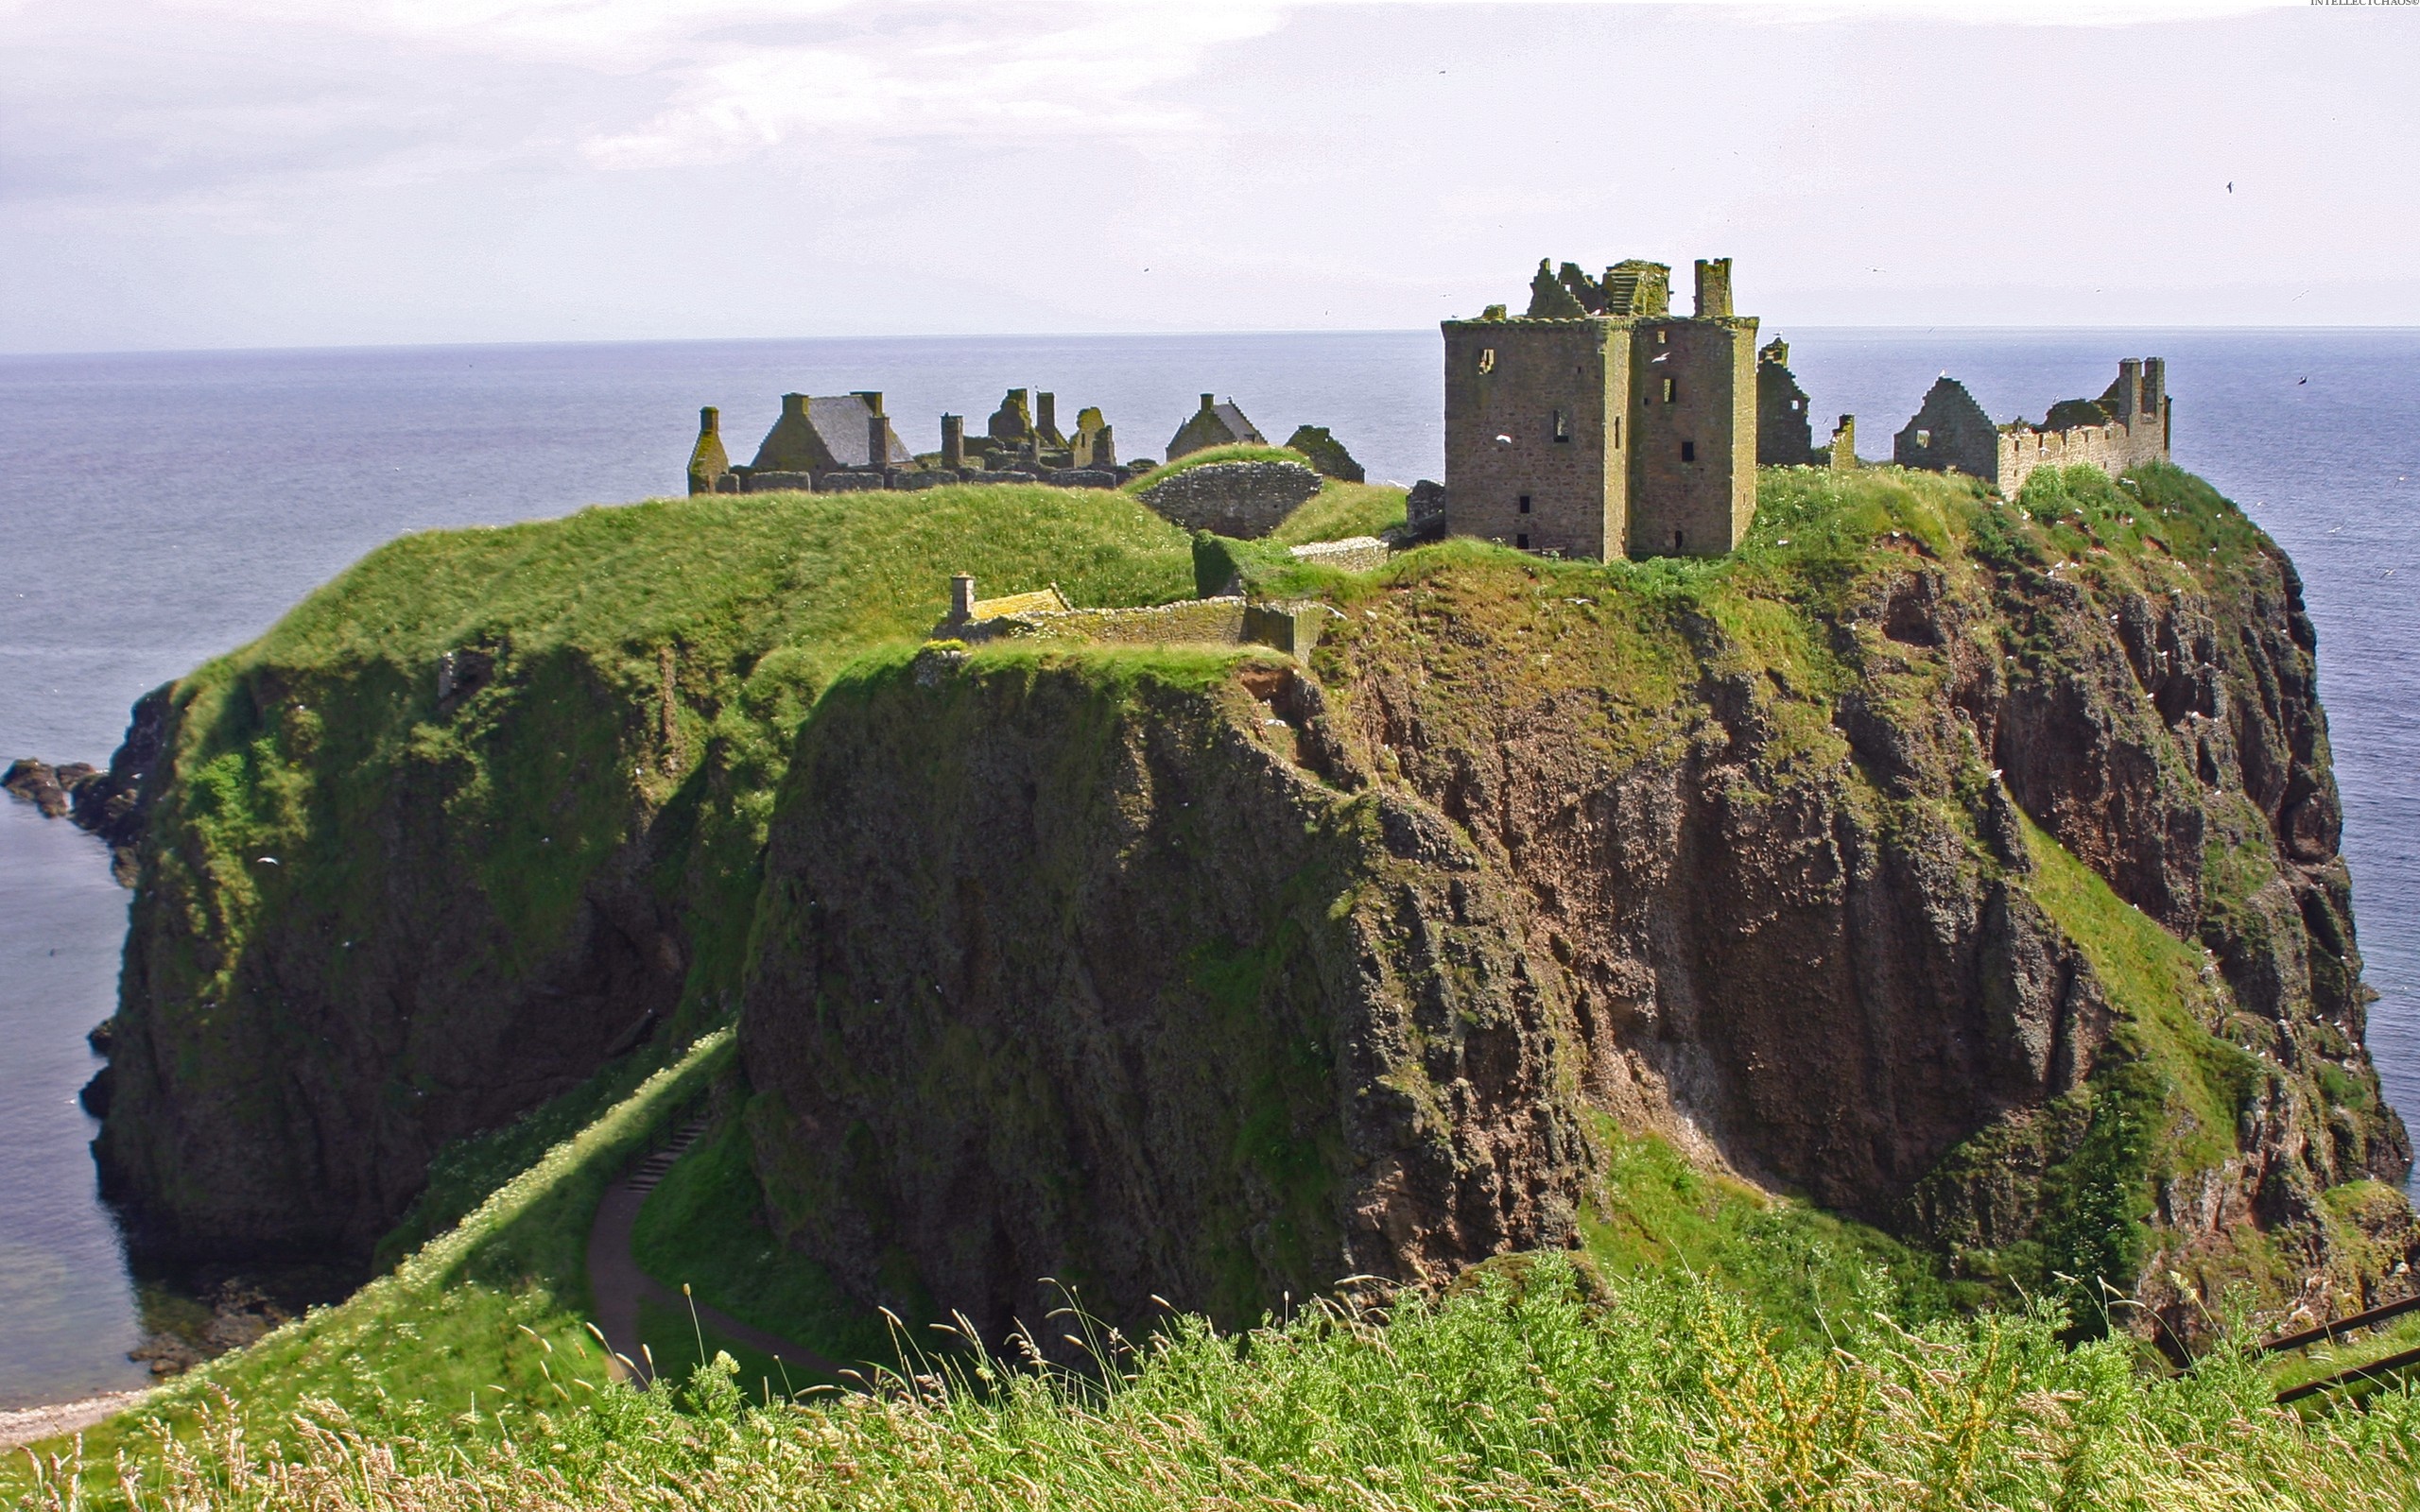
0,1391,151,1454
583,1119,845,1387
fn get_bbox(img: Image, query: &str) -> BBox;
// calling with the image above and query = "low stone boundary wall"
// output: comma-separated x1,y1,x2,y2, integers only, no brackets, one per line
968,596,1249,646
1288,536,1389,573
730,465,1133,495
1139,461,1323,538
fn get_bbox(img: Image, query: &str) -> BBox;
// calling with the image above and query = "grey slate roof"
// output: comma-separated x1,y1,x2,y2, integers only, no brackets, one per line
749,393,912,472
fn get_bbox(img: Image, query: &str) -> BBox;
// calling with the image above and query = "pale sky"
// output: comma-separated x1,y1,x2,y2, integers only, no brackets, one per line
1,0,2414,352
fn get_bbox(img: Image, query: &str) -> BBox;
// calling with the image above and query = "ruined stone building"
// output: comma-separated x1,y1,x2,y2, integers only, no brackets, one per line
1755,339,1855,470
689,392,910,493
967,388,1115,472
686,387,1132,494
1893,359,2169,494
1167,394,1267,460
1442,256,1758,559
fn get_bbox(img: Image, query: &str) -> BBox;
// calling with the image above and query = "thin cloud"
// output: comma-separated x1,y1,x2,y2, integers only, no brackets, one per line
579,7,1287,168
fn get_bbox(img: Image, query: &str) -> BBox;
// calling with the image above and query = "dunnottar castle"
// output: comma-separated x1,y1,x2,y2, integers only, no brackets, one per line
680,255,2171,564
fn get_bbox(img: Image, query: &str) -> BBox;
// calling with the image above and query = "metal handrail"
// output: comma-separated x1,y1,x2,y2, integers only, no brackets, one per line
2258,1292,2420,1356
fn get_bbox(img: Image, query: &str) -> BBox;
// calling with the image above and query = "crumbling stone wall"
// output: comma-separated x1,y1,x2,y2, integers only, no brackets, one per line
1996,415,2168,495
1285,425,1365,482
1755,342,1820,466
1139,461,1322,538
1287,536,1388,573
1896,360,2171,494
1893,377,2000,480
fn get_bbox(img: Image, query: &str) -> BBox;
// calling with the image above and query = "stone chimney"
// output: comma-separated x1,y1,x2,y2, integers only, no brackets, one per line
1694,257,1734,318
781,393,808,420
1200,393,1216,412
869,413,890,471
942,413,965,470
1037,391,1057,437
698,405,719,438
950,573,976,622
2115,359,2145,422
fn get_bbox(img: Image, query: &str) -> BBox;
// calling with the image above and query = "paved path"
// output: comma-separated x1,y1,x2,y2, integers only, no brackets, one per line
0,1390,151,1453
584,1118,846,1388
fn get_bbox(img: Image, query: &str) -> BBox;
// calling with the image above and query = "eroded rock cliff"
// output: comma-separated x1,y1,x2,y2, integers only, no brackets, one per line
735,464,2409,1347
89,465,2411,1351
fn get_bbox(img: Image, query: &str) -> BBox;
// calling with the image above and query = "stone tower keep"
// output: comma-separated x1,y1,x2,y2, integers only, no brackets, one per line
1443,255,1758,559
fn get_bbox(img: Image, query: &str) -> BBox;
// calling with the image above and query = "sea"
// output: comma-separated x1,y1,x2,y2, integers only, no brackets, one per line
2,328,2415,1410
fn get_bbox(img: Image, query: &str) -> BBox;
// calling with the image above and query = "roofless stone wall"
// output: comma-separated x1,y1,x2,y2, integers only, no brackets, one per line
1996,417,2168,496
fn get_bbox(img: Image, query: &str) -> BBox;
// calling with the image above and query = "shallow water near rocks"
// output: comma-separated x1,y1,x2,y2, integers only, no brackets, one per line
0,328,2413,1409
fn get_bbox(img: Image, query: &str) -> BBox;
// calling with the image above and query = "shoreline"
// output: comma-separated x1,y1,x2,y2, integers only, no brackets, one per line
0,1390,150,1453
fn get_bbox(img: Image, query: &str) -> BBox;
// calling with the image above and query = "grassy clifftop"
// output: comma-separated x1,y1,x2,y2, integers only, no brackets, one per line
42,458,2420,1506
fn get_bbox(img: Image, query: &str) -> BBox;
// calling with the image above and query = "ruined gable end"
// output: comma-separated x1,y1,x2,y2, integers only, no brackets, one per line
1893,377,1998,480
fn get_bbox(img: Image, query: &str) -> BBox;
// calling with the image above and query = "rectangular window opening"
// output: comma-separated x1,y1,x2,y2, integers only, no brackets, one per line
1517,494,1532,514
1552,409,1570,442
1661,377,1676,404
1613,417,1621,449
1681,440,1696,462
1515,532,1530,550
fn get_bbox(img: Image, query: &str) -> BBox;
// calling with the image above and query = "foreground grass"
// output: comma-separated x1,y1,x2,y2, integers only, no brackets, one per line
20,1257,2420,1511
0,1034,731,1494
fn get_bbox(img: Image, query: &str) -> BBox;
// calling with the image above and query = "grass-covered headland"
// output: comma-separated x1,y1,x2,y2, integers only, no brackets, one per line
23,461,2420,1508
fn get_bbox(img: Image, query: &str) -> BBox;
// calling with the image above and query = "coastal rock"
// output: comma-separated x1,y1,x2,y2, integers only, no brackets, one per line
4,758,80,817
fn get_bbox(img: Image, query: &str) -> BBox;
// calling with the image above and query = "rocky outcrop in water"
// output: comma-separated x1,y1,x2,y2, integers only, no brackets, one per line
5,683,172,885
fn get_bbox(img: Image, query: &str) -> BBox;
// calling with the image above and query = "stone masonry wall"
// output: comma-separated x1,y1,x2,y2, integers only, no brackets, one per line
1996,415,2168,495
1623,318,1757,558
1138,462,1322,539
967,596,1250,646
1442,318,1625,558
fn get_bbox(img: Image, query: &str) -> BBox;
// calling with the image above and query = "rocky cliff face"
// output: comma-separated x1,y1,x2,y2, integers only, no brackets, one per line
87,465,2412,1346
739,649,1585,1339
92,644,700,1259
737,466,2409,1346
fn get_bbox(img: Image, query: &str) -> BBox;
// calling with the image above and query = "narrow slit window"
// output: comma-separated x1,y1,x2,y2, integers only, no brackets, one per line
1613,417,1621,449
1662,377,1676,404
1673,528,1685,551
1681,440,1696,462
1552,409,1570,441
1478,348,1495,374
1518,494,1532,514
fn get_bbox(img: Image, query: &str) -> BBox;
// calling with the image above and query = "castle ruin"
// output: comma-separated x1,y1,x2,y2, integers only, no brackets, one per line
687,387,1138,494
1894,359,2170,494
1755,338,1855,471
1441,256,1759,559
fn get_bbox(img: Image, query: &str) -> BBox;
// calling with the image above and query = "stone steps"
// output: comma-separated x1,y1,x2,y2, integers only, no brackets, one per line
628,1115,710,1195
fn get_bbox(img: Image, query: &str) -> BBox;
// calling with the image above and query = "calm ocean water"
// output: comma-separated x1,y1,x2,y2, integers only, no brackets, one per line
1,329,2413,1408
